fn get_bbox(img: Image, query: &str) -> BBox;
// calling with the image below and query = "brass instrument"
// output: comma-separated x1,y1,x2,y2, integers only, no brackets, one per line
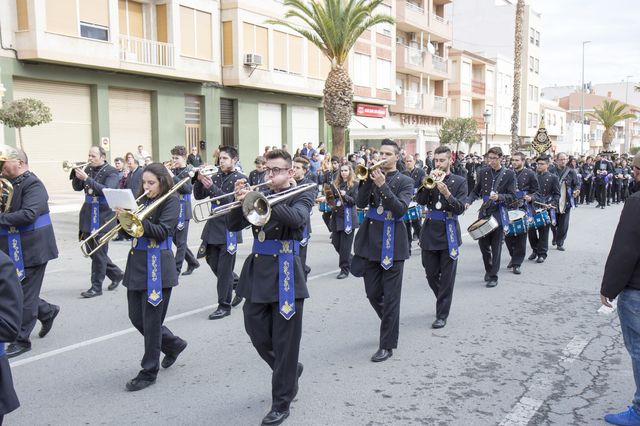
190,165,219,182
420,170,445,190
63,160,90,172
0,145,18,212
354,159,388,180
192,181,271,223
242,183,317,226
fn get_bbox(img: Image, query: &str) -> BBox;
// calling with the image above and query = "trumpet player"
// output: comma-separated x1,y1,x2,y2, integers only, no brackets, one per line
415,146,467,329
0,148,60,358
193,146,246,320
226,149,314,426
168,146,199,276
72,146,124,298
402,154,426,246
330,164,359,279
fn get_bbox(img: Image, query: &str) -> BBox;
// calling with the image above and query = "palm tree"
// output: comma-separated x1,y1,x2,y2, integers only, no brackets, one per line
268,0,393,156
587,100,636,150
509,0,525,155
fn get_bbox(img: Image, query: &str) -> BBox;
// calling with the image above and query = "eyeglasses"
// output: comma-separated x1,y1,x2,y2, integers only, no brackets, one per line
264,167,289,175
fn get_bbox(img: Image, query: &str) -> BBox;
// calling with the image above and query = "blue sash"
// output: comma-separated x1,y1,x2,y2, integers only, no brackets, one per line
0,342,4,356
483,196,509,233
300,225,309,247
177,194,191,230
344,206,353,234
133,237,172,306
549,208,557,226
252,239,300,320
365,209,403,270
85,195,107,233
226,230,237,254
0,214,52,281
425,210,459,260
516,191,535,224
567,186,575,209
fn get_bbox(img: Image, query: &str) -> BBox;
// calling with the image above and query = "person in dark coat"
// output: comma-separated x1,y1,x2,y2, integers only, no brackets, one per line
293,156,317,280
320,156,340,232
415,146,467,329
248,156,269,193
550,152,581,251
169,146,200,276
119,163,187,391
402,154,426,245
0,249,22,423
579,156,594,205
0,148,60,358
600,152,640,426
193,146,246,320
187,146,203,168
466,146,516,288
594,154,614,209
72,146,124,298
330,164,359,279
115,152,144,242
353,139,413,363
227,149,314,426
527,155,560,263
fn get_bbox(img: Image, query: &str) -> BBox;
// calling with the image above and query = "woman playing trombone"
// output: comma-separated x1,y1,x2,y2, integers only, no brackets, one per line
330,164,359,279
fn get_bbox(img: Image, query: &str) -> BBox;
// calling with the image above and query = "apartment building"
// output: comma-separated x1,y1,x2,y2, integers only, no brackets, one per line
539,98,566,149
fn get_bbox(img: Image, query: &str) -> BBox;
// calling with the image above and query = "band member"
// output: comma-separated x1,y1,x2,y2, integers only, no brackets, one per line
187,146,203,168
620,158,632,202
579,156,594,205
193,146,246,320
504,152,539,275
466,156,481,194
415,146,467,329
330,164,359,279
402,154,425,245
115,153,144,242
249,156,268,193
527,155,560,263
320,156,340,232
0,148,60,358
594,154,614,209
227,149,313,426
120,163,187,391
466,147,516,288
0,250,22,423
353,139,413,362
72,146,124,298
293,156,315,279
168,146,200,275
551,153,580,251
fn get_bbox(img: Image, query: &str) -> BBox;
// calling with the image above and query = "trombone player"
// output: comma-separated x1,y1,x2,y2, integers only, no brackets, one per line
72,146,124,298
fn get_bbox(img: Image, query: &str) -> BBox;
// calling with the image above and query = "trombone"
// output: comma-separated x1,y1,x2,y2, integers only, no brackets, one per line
79,177,191,257
242,183,317,226
63,160,90,173
192,180,271,223
355,159,388,180
190,165,219,182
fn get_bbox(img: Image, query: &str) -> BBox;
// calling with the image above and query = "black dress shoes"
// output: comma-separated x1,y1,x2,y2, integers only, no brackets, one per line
536,256,545,263
551,239,556,246
208,308,230,320
39,304,61,338
432,318,446,329
371,348,393,362
231,294,243,307
484,273,490,282
512,266,521,275
182,262,200,276
161,340,188,369
528,253,537,261
261,410,290,426
336,271,349,279
506,262,513,269
6,343,31,358
486,279,498,288
80,288,102,298
557,246,565,251
108,276,123,291
125,377,156,392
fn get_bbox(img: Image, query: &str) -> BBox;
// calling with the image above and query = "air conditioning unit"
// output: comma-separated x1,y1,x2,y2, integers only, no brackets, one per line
244,53,263,66
408,32,417,42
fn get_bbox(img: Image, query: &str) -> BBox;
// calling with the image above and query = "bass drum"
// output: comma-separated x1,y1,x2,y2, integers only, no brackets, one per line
467,216,500,240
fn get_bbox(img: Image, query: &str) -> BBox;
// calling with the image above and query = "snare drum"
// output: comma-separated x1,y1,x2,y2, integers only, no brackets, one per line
357,208,367,225
530,209,550,230
467,216,500,240
319,201,330,213
506,210,527,236
403,205,422,222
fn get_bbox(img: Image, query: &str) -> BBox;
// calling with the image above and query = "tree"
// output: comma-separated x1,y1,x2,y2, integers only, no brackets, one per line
438,118,478,154
509,0,525,154
0,98,52,151
268,0,393,156
586,99,635,151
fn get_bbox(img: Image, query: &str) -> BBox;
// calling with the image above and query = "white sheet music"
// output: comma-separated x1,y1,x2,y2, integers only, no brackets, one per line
102,188,139,211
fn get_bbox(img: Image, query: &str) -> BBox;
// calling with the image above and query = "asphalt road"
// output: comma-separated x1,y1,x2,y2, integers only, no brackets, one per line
5,201,633,426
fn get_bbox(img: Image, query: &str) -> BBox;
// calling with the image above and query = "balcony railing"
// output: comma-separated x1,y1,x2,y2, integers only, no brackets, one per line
119,35,175,68
432,54,447,72
433,96,447,113
406,46,424,67
405,91,423,109
472,79,486,95
406,1,425,14
432,13,448,25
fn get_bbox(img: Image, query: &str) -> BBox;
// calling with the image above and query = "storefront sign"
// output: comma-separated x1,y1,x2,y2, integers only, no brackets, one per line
397,113,444,127
355,103,386,118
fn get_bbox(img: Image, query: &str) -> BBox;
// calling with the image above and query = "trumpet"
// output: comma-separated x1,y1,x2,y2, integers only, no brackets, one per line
63,160,90,173
420,170,445,190
354,159,388,180
242,183,317,226
192,180,271,223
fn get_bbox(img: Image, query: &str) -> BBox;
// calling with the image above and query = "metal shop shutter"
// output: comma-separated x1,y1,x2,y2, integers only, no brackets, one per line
291,106,319,154
258,103,282,154
12,78,92,197
108,88,152,161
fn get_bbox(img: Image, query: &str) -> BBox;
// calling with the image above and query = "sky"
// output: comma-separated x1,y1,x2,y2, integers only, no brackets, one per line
531,0,640,88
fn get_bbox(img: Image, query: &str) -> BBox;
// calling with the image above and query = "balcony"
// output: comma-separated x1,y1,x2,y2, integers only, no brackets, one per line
119,36,175,68
396,1,428,32
424,54,449,79
471,79,485,97
405,90,424,109
392,90,424,114
396,43,426,76
429,13,452,41
473,116,486,128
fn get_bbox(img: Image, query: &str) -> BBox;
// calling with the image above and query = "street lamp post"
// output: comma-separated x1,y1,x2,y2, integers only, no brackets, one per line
483,109,492,153
625,75,633,153
581,41,591,154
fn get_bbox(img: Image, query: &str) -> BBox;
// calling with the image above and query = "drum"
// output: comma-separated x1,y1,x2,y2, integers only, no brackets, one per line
319,201,330,213
530,209,550,230
467,216,500,240
506,210,527,237
357,208,367,225
403,205,422,222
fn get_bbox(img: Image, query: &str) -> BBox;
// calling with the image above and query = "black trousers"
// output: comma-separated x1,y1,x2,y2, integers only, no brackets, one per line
595,182,607,206
321,212,332,232
421,249,457,320
174,221,198,273
551,209,571,247
613,181,622,203
243,299,304,412
478,228,503,281
205,244,236,310
300,243,311,279
622,182,630,201
580,180,591,203
504,232,527,267
127,287,185,380
331,230,354,273
363,260,404,349
405,219,422,244
83,233,123,291
16,264,52,346
528,225,550,258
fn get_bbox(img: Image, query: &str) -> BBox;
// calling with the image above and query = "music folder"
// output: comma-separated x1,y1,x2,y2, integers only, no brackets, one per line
102,188,138,211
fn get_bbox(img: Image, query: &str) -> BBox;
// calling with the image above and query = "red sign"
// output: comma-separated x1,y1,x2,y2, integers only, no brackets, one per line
355,103,386,118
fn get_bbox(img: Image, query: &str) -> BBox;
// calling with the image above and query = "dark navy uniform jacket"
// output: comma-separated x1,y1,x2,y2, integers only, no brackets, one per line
0,171,58,267
329,182,359,232
514,167,540,209
226,185,315,303
295,176,317,234
467,166,517,220
416,172,467,251
171,166,194,222
125,166,144,197
248,169,268,188
193,169,247,245
554,166,581,211
123,194,179,290
594,159,614,177
71,163,120,235
580,163,594,181
403,167,426,190
0,250,22,414
533,172,561,207
354,170,414,262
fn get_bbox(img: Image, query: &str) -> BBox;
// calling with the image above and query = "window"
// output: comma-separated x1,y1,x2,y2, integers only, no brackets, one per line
462,61,471,82
530,27,535,44
375,4,393,36
529,56,534,71
534,58,539,74
180,6,213,60
486,69,494,94
533,113,538,127
353,53,371,87
273,31,303,74
16,0,28,31
243,22,269,67
535,31,540,46
461,100,471,118
535,86,539,101
528,112,533,128
308,43,330,79
222,21,233,66
376,59,392,90
528,84,533,101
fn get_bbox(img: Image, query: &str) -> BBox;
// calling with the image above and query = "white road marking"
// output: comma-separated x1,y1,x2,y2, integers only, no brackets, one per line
499,397,544,426
560,336,589,363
